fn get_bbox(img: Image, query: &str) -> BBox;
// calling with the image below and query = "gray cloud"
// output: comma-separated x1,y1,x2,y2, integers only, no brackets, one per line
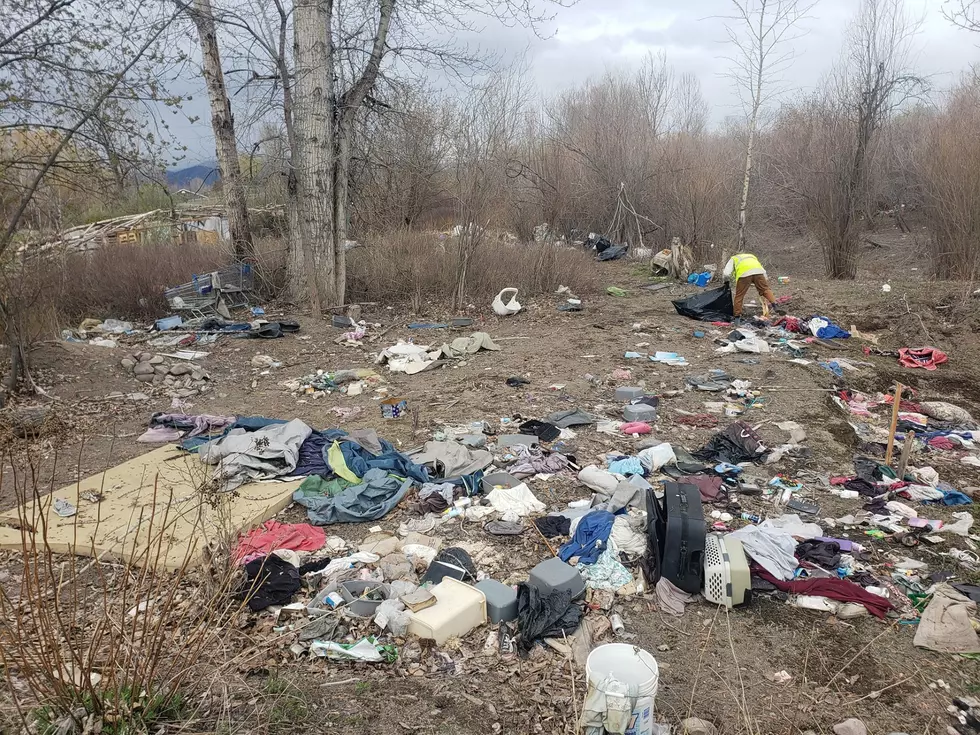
169,0,980,162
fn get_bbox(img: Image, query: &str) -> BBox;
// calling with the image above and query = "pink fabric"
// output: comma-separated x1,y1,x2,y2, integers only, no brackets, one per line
898,347,948,371
620,422,652,435
234,520,325,563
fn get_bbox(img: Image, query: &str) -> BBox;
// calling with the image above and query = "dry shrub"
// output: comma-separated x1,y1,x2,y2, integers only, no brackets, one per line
0,448,244,734
346,230,601,311
920,77,980,280
28,241,225,321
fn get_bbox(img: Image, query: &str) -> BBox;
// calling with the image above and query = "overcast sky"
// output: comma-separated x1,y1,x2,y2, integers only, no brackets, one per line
171,0,980,164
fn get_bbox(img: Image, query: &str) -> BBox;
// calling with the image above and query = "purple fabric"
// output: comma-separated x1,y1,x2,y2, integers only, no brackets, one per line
137,426,184,443
150,412,236,437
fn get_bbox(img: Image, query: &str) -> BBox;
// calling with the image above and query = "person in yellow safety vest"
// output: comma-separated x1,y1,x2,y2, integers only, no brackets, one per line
722,253,776,327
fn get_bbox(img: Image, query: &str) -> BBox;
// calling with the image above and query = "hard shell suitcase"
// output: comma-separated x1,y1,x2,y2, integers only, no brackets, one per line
644,482,706,594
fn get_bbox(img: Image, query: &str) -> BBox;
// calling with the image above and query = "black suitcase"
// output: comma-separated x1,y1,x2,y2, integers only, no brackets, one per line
643,482,706,594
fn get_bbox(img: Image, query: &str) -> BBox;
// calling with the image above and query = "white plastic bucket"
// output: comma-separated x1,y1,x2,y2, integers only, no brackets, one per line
585,644,659,735
492,288,521,316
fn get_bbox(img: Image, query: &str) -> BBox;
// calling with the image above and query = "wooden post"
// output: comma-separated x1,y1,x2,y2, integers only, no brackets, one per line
885,383,904,465
897,430,915,480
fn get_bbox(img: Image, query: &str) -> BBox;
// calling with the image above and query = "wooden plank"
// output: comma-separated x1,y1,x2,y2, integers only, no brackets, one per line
0,445,301,570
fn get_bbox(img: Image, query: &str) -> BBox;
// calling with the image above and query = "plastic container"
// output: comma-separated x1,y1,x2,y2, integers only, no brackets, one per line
528,557,585,600
492,288,522,316
475,579,518,623
585,644,659,735
481,471,521,494
623,404,658,423
615,386,645,402
407,578,487,644
155,315,183,331
340,580,391,618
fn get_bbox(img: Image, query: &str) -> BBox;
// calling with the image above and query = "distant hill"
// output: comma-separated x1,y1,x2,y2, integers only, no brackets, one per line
166,163,219,190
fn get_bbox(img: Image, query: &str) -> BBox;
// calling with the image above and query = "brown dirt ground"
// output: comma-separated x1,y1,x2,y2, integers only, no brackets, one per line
2,232,980,735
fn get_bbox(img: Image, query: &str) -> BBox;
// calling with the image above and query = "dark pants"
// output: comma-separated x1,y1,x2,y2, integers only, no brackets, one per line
734,274,775,317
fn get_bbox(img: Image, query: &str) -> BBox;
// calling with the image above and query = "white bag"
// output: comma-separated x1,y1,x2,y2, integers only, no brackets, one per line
492,288,521,316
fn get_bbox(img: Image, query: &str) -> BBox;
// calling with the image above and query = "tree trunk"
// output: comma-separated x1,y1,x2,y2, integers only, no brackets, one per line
333,119,353,305
330,0,394,306
189,0,254,262
291,0,337,311
736,119,757,252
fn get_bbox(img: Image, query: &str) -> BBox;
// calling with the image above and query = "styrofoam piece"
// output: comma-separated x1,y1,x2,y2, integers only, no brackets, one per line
407,578,487,644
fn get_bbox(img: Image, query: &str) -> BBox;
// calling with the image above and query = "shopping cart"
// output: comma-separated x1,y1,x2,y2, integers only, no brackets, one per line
164,264,254,319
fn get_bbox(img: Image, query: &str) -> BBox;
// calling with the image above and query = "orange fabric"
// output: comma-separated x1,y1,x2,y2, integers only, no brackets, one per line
733,274,776,317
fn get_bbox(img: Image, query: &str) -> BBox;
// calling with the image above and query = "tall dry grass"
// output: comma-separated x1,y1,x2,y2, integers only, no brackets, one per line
23,231,602,323
346,230,603,312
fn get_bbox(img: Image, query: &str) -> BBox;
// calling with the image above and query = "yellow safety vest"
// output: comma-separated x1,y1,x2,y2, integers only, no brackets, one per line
731,253,764,280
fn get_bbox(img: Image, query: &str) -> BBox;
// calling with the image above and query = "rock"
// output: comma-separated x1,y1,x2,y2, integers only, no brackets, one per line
680,718,717,735
135,374,153,383
169,364,192,376
833,719,867,735
138,352,153,362
176,388,198,398
153,365,169,375
120,358,136,370
149,355,164,365
359,532,401,557
378,553,415,581
152,374,165,384
191,370,206,381
133,362,155,376
9,406,50,438
963,487,979,499
164,376,175,385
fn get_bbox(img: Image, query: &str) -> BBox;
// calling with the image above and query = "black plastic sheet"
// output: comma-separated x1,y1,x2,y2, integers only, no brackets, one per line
515,583,582,652
672,283,734,322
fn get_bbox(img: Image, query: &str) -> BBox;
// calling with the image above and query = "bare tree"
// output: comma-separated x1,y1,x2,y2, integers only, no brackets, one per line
723,0,814,252
826,0,923,278
187,0,255,262
945,0,980,31
0,0,181,404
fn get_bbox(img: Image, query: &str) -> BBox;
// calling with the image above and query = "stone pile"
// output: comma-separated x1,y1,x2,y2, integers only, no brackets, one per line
120,352,210,398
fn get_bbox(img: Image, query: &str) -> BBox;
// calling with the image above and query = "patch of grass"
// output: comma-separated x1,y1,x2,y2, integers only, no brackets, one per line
31,688,185,735
264,675,312,735
354,680,372,696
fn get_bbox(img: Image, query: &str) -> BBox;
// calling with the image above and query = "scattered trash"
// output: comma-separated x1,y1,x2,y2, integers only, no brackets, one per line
381,397,408,419
492,288,522,316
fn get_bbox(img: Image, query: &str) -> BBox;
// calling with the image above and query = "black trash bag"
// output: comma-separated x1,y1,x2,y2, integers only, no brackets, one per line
237,555,301,612
584,233,613,253
515,583,582,652
693,421,767,464
434,547,477,578
598,244,629,261
672,283,735,322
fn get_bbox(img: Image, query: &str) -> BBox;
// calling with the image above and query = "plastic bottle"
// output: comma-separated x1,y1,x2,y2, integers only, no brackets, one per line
740,512,761,523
